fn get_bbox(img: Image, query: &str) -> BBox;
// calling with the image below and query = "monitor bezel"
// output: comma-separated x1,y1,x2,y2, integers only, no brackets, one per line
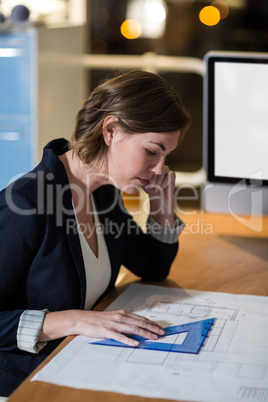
205,51,268,186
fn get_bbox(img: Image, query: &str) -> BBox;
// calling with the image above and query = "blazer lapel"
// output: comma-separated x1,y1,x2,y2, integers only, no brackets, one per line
64,198,87,309
42,140,87,309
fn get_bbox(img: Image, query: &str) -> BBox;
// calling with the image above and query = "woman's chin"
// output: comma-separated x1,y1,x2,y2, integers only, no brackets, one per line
121,183,141,195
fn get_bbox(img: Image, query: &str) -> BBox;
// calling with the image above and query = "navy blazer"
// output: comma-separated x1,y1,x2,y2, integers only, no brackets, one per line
0,139,178,396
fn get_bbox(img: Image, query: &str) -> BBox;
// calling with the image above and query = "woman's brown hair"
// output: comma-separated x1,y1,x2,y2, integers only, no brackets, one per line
70,70,191,167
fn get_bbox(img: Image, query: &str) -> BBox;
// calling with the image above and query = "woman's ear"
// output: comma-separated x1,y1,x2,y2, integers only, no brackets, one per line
103,116,119,146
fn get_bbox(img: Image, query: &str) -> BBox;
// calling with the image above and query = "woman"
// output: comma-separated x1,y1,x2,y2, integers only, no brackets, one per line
0,70,191,396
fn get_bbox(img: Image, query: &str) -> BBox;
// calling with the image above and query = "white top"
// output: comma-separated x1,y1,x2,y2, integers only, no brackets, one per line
73,196,112,310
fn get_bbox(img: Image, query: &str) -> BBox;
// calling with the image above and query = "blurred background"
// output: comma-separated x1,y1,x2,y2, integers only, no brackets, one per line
0,0,268,190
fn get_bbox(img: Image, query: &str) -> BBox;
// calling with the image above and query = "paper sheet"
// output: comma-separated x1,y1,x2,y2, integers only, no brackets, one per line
32,284,268,402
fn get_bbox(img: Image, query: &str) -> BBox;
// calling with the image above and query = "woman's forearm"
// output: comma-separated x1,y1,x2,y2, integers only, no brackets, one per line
38,309,165,347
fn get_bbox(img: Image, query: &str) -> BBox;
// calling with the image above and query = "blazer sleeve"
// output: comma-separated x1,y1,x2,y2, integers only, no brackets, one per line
0,188,45,351
121,208,179,281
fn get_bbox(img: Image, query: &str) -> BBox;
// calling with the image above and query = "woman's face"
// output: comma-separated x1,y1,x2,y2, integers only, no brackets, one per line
105,124,181,194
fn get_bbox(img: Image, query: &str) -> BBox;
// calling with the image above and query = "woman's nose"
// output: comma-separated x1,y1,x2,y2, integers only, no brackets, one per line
148,156,165,175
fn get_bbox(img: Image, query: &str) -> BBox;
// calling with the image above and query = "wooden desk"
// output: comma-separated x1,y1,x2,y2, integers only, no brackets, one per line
9,212,268,402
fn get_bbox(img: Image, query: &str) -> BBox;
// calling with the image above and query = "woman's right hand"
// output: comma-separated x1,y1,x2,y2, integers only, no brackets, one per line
39,309,165,347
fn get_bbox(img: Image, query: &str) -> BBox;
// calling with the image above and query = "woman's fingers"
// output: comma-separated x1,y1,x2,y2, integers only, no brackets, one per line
116,310,163,331
106,331,140,347
158,170,175,191
154,167,174,190
74,309,165,347
104,323,162,346
145,166,175,195
101,310,165,345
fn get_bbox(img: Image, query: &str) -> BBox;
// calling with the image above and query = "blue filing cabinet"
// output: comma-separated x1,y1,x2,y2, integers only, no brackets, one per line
0,29,37,190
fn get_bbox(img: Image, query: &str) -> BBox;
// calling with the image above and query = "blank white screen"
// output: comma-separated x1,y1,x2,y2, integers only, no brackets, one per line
214,61,268,181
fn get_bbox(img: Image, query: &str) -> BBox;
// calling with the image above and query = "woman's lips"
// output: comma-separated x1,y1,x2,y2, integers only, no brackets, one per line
138,177,149,186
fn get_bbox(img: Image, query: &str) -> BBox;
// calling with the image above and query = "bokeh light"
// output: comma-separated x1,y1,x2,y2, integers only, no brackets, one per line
120,19,142,39
212,0,229,19
199,6,221,26
126,0,166,39
145,0,166,22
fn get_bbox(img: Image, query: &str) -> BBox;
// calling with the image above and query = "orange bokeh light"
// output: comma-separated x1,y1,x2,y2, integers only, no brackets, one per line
120,19,142,39
199,6,221,26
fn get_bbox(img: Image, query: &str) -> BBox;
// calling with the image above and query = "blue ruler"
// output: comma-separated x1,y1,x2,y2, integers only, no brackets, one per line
91,317,215,354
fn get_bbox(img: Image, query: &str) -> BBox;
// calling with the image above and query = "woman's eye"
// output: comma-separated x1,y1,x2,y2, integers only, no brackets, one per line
146,149,157,156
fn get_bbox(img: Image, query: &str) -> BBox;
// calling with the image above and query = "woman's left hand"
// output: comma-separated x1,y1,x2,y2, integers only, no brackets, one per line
143,166,175,227
143,166,175,199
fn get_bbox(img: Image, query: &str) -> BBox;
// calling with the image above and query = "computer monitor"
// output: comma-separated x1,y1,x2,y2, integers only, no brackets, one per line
203,51,268,219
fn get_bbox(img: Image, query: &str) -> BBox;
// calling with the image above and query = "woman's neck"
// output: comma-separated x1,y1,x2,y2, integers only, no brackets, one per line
59,150,109,194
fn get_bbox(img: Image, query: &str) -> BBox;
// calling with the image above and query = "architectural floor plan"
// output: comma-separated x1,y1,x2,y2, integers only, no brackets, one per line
32,284,268,402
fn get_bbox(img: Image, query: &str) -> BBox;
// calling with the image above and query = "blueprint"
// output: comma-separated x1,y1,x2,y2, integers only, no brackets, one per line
32,284,268,402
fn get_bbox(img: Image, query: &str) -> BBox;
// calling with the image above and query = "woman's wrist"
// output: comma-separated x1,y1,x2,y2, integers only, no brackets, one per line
38,310,79,342
149,198,174,227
